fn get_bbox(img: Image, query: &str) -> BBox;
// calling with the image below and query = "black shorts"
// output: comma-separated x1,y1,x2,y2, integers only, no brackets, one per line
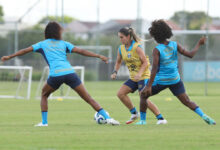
47,73,82,90
124,79,148,93
151,80,186,96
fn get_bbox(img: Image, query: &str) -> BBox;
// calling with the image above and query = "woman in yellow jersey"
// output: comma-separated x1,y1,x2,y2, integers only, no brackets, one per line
111,27,167,125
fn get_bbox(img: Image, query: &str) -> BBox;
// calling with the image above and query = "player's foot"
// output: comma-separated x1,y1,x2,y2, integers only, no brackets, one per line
126,113,139,124
34,122,48,127
106,118,120,125
156,119,168,125
202,114,216,125
135,120,146,125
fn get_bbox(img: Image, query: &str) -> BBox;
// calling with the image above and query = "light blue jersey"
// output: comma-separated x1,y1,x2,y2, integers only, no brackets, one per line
154,41,180,85
32,39,75,77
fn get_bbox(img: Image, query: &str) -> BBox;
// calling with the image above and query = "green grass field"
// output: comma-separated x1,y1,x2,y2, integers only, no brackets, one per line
0,81,219,150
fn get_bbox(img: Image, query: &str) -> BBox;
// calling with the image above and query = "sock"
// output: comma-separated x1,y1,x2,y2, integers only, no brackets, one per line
194,107,204,117
156,114,164,120
41,111,48,124
130,107,137,114
140,111,146,121
98,108,111,119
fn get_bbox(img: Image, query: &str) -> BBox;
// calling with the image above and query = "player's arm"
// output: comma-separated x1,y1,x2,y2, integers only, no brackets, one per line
72,47,109,63
135,46,148,81
147,48,159,87
141,48,159,96
177,37,206,58
111,50,122,80
1,47,33,62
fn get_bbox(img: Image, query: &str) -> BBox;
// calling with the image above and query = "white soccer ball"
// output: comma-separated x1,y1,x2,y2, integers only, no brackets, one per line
94,111,109,124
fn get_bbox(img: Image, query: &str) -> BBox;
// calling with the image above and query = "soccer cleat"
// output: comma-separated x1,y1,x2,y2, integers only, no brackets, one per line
34,122,48,127
202,114,216,125
106,118,120,125
156,119,168,125
126,113,139,124
135,120,146,125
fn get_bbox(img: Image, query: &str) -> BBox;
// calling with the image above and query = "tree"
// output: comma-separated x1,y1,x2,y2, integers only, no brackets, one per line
0,5,4,22
170,11,211,30
38,15,76,24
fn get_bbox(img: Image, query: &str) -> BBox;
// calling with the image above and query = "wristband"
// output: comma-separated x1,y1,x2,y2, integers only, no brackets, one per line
112,70,117,74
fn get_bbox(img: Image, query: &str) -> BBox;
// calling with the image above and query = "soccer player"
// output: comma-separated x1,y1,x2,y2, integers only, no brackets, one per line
111,27,167,125
1,21,120,126
139,19,216,125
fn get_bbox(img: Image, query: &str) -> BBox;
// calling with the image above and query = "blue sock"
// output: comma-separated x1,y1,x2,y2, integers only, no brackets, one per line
140,112,146,121
98,108,111,119
194,107,204,117
41,111,48,124
156,114,164,120
130,107,137,114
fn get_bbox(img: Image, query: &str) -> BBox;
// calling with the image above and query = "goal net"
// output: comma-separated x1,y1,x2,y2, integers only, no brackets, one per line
35,66,85,100
0,66,33,100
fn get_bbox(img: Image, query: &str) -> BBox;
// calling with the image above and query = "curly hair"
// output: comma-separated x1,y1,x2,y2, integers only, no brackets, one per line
148,19,173,43
44,21,63,40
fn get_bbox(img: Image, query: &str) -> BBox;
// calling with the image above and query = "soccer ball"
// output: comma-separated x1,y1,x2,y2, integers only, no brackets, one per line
94,112,109,124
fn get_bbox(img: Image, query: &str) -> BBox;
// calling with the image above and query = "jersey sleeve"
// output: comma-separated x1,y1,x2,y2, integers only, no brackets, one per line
32,41,42,52
65,41,75,53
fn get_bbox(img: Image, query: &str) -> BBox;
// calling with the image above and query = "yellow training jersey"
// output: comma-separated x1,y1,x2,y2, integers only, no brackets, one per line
119,40,151,81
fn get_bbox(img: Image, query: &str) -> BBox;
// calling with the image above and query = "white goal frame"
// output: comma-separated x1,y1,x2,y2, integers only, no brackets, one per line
35,66,85,100
0,66,33,100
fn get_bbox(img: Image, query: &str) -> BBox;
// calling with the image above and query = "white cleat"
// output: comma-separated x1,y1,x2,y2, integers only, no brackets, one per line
156,119,168,125
126,113,139,124
34,122,48,127
106,118,120,125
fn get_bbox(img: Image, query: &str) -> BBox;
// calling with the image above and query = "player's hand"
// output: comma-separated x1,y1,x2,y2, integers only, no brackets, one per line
1,56,11,62
198,37,206,45
141,86,152,97
99,55,109,64
111,73,117,80
146,86,152,96
134,74,141,82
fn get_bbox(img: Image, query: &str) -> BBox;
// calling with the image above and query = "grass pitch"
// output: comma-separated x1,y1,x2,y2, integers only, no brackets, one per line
0,81,219,150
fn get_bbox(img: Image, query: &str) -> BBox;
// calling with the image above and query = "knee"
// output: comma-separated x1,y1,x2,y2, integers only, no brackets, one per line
41,89,50,98
140,92,148,100
117,91,126,99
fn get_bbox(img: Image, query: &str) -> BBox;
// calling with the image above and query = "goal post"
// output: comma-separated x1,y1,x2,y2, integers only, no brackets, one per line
35,66,85,100
0,66,33,100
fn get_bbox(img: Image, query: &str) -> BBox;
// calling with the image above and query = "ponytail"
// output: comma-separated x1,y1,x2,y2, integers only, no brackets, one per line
128,27,141,42
119,27,141,42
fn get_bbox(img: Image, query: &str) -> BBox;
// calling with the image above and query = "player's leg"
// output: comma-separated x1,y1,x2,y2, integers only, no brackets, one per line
74,83,102,111
170,81,216,125
137,91,150,125
35,76,61,127
136,80,167,125
74,84,119,125
147,100,167,125
117,79,139,124
117,84,134,110
66,73,120,125
41,83,56,111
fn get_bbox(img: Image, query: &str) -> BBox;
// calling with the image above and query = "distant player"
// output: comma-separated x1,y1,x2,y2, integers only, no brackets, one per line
1,21,120,126
111,27,167,125
139,19,216,125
